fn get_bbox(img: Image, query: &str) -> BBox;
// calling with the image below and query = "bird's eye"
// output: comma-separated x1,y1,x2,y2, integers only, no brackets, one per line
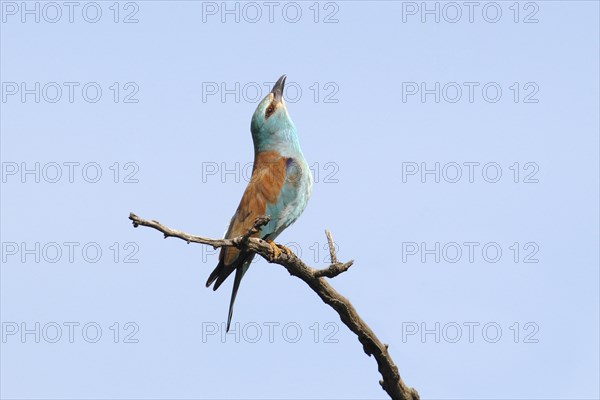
265,104,275,118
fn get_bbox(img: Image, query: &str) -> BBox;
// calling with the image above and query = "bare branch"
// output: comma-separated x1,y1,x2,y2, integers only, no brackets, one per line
325,229,338,264
128,212,271,255
314,230,353,278
129,212,419,400
313,260,354,278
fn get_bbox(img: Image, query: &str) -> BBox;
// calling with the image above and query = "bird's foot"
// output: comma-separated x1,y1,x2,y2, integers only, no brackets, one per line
266,240,281,260
277,244,294,257
266,241,294,260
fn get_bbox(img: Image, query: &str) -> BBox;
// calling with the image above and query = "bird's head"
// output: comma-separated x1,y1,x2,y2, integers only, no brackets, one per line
250,75,298,153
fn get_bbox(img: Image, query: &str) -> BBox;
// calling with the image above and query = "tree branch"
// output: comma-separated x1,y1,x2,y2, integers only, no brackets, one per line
128,212,419,400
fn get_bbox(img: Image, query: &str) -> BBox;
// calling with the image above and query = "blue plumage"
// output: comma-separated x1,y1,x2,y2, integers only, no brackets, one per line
206,75,313,330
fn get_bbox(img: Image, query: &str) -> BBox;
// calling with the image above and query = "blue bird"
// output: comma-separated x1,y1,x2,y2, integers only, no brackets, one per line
206,75,313,331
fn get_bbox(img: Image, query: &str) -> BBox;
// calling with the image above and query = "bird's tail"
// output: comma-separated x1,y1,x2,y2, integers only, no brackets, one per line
205,257,226,288
206,252,254,332
226,265,245,332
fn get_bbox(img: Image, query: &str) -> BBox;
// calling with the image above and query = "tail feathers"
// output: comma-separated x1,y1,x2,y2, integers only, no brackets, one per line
209,251,247,291
206,252,255,332
206,248,246,289
213,256,242,291
226,266,245,332
205,258,225,288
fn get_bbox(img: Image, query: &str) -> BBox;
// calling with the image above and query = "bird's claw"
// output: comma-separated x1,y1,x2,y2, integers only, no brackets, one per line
266,241,294,260
267,240,281,260
278,244,294,257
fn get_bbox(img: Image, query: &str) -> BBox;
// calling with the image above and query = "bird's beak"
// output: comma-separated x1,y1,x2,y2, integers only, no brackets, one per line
271,74,286,103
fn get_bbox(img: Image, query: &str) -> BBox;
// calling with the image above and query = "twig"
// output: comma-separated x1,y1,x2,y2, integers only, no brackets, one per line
313,230,353,278
128,212,419,400
325,229,338,264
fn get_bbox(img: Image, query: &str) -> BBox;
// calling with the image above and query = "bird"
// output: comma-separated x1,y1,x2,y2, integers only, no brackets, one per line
205,74,313,331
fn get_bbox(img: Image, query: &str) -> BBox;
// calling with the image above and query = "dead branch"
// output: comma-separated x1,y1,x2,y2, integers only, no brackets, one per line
128,212,419,400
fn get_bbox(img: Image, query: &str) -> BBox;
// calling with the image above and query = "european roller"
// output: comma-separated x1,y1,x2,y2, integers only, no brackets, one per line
206,75,313,331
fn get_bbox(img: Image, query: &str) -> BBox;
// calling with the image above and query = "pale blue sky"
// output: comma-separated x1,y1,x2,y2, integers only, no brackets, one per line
1,1,599,399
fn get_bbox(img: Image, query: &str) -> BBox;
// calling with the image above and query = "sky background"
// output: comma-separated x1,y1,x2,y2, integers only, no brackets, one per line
1,1,599,399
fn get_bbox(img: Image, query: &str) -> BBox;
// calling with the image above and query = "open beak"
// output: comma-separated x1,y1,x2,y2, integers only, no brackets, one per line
271,74,286,102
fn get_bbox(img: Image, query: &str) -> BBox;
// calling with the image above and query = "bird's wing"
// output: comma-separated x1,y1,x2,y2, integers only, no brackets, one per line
205,151,289,289
264,157,308,234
